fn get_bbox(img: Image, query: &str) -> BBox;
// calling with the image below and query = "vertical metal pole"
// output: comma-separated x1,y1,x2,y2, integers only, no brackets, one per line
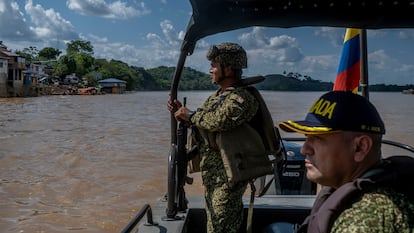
360,29,369,99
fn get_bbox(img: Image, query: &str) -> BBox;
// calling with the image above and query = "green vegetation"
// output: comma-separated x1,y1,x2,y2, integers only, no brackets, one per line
257,74,334,91
14,40,414,92
257,74,414,92
146,66,215,90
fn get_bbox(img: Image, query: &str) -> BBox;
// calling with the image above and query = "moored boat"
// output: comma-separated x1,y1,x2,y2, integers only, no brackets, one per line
77,87,103,95
402,88,414,94
121,1,414,232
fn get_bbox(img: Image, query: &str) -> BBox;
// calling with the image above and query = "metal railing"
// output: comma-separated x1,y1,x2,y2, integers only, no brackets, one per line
121,204,156,233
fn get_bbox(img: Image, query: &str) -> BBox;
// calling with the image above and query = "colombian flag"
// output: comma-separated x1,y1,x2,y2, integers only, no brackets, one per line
333,28,361,93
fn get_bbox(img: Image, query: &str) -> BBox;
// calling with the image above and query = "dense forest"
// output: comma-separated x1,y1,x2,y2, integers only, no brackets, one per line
16,40,414,92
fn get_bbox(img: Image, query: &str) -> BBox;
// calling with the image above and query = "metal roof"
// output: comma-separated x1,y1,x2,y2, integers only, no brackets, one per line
98,78,127,83
0,50,19,57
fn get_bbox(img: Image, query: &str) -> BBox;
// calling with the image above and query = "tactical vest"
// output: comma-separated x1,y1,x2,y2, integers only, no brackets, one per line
194,79,283,187
221,85,283,186
297,155,414,233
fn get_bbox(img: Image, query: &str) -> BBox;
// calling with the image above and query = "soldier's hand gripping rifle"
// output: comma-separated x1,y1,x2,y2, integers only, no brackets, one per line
166,97,198,219
175,97,189,212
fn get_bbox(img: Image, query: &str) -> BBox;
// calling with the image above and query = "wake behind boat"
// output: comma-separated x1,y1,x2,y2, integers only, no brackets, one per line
121,1,414,232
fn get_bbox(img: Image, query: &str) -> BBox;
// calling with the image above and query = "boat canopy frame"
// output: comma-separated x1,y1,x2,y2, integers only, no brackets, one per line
170,0,414,142
166,0,414,220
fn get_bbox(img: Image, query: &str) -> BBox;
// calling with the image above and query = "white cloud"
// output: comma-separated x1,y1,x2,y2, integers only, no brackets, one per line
369,49,388,71
238,27,304,63
0,0,80,55
160,20,181,46
301,54,339,78
0,0,78,52
398,29,414,39
81,33,108,43
313,27,343,47
66,0,150,19
86,20,183,68
25,0,78,40
399,64,414,73
366,49,414,84
0,0,36,40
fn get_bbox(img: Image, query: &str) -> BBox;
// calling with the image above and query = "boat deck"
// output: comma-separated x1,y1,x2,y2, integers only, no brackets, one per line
135,195,315,233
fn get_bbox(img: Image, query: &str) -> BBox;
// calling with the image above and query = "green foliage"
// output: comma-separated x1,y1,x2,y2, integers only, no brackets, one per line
132,67,159,90
256,74,334,91
83,72,99,87
147,66,214,90
369,84,414,92
74,53,94,76
54,55,76,77
66,40,94,56
38,47,61,61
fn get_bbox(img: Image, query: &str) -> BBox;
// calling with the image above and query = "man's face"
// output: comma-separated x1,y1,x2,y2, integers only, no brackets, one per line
300,132,356,188
209,61,222,84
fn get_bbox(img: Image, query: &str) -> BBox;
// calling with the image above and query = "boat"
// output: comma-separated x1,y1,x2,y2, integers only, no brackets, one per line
77,87,103,95
402,88,414,94
121,1,414,232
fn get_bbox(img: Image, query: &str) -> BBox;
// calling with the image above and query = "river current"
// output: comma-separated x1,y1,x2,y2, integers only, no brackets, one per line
0,91,413,232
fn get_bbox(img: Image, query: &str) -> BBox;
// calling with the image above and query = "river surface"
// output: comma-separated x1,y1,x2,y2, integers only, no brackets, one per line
0,91,413,232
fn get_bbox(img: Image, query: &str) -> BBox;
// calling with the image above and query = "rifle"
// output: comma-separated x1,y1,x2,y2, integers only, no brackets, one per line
165,97,190,219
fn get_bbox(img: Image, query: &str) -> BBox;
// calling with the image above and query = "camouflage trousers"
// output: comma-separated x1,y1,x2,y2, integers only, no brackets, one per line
203,172,247,233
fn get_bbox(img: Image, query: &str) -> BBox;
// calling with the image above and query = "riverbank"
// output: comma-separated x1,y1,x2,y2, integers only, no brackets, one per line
33,85,104,96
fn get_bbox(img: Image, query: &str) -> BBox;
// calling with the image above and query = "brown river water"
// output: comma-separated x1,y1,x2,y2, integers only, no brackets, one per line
0,91,413,232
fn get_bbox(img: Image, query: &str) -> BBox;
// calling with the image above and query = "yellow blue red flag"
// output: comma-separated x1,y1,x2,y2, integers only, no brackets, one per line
333,28,361,93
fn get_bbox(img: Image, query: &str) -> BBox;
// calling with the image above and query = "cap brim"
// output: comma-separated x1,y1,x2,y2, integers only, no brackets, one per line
278,120,341,135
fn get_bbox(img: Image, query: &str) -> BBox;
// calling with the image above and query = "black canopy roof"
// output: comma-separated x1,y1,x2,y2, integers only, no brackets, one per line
181,0,414,54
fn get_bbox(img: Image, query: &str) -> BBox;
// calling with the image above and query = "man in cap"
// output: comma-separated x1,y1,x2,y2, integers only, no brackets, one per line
277,91,414,233
168,42,258,233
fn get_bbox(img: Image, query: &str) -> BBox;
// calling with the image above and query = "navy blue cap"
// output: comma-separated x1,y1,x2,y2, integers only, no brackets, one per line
278,91,385,135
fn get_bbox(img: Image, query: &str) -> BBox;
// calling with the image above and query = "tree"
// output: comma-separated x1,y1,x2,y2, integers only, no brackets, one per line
54,40,95,78
38,47,61,61
74,53,94,77
96,59,139,90
66,40,94,56
15,46,39,64
54,55,76,77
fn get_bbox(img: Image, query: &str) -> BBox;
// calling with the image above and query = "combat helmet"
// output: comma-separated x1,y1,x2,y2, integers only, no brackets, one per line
206,42,247,69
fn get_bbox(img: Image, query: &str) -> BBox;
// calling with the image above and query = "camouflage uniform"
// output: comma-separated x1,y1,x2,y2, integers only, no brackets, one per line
331,187,414,233
191,87,259,233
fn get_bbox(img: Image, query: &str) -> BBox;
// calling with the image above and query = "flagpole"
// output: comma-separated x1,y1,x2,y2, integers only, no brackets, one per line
360,29,369,99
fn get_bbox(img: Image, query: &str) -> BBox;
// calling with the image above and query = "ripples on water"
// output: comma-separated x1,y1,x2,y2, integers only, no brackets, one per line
0,91,412,232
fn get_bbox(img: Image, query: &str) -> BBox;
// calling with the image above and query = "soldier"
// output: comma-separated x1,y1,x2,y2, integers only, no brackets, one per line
168,42,259,233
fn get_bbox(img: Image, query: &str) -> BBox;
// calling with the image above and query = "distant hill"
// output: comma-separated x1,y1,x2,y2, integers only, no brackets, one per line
256,74,333,91
255,74,414,92
134,66,414,92
146,66,215,90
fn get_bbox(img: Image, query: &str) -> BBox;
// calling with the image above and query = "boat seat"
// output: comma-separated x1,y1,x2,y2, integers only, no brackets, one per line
262,222,296,233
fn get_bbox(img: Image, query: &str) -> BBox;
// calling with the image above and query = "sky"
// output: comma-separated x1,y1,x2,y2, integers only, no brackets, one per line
1,0,414,85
